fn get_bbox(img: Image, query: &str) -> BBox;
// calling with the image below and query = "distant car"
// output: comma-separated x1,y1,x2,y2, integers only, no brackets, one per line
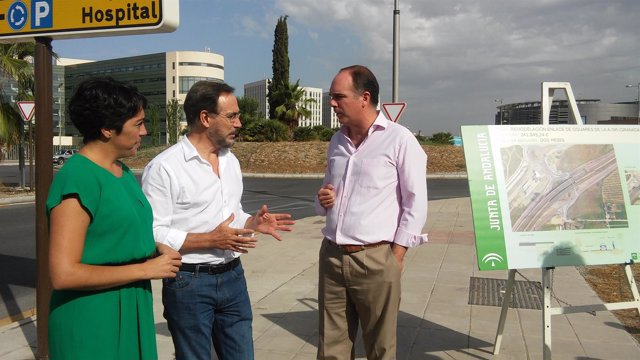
52,149,78,165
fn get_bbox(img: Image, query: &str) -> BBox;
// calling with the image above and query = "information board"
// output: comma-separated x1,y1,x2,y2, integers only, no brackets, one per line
0,0,178,41
461,125,640,270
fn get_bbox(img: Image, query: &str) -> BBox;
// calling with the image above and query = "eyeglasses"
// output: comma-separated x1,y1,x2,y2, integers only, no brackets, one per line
205,111,241,122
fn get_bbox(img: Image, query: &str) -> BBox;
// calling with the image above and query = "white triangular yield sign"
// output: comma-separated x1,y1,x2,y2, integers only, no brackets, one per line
382,102,406,123
17,101,35,122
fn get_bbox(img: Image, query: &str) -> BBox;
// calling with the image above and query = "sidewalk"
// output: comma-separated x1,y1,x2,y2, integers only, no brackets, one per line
2,197,640,359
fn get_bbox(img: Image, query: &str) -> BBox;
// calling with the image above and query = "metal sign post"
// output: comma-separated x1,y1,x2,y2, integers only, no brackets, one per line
17,101,35,189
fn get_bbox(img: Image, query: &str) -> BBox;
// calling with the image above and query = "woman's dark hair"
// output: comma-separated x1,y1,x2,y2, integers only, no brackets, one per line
68,77,147,144
341,65,380,106
183,81,235,126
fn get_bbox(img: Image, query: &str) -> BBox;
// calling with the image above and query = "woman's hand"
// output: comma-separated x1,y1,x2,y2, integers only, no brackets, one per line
143,243,182,279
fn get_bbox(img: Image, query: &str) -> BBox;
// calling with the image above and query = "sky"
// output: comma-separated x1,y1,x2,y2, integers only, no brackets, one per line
51,0,640,136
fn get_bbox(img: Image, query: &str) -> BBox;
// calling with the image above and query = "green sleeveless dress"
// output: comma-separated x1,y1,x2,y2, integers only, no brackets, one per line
46,155,158,360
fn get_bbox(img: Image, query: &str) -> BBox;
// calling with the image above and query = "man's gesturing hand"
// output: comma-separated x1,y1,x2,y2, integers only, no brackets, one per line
248,205,295,241
208,214,258,253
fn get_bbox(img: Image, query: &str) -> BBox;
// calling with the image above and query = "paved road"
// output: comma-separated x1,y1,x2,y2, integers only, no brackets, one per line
0,164,34,188
0,177,468,322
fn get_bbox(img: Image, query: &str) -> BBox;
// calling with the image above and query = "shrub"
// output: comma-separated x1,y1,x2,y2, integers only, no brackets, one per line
243,119,290,142
429,132,454,145
318,127,337,141
293,126,318,141
415,133,428,144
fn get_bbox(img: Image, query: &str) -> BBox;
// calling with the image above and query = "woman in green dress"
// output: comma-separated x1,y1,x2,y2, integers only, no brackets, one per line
47,77,182,360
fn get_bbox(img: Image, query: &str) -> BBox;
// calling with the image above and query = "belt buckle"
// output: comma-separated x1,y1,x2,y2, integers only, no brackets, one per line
343,244,365,253
207,266,217,275
207,263,225,275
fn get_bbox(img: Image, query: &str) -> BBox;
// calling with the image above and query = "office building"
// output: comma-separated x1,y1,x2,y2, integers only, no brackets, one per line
495,99,638,125
244,79,324,127
243,79,270,118
63,50,224,143
322,91,339,129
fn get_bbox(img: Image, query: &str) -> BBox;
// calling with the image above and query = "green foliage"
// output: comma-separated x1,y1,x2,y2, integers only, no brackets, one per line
273,80,316,136
268,15,290,119
415,132,428,144
429,131,454,145
243,119,289,142
237,96,262,133
319,128,337,141
312,125,338,141
165,98,183,145
0,102,21,149
238,96,260,118
293,126,317,141
293,125,337,141
0,43,35,148
146,103,161,146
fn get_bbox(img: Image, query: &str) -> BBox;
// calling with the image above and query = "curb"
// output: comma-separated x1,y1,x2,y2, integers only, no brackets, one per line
0,196,35,205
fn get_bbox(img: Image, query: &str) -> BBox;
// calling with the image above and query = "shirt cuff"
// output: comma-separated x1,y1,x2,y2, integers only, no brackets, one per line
235,212,253,230
164,228,188,251
393,227,428,248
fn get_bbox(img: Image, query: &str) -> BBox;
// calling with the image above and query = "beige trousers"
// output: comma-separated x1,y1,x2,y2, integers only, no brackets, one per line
317,239,402,360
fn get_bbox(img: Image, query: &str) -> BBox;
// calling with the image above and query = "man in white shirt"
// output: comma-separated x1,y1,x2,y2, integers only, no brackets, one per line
142,81,294,360
315,65,428,360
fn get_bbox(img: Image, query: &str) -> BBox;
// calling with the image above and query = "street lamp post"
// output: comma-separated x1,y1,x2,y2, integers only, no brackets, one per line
625,82,640,124
57,83,64,146
392,0,400,102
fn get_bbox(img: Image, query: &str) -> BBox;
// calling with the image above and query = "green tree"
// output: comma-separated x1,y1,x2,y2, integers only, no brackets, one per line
0,43,35,149
273,80,316,136
415,130,428,144
429,131,454,145
237,96,262,141
238,96,260,118
243,119,289,142
267,15,289,120
146,103,161,146
165,98,182,145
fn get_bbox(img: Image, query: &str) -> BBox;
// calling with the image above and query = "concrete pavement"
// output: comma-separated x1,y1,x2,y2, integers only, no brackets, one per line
2,196,640,359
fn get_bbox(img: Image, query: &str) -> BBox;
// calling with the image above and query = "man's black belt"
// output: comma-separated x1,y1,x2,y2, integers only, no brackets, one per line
179,258,240,275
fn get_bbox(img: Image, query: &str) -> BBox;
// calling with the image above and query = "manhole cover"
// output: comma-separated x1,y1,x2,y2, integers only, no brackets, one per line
468,277,543,310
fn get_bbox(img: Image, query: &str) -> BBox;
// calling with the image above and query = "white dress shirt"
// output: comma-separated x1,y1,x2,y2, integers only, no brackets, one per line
315,111,428,248
142,136,251,264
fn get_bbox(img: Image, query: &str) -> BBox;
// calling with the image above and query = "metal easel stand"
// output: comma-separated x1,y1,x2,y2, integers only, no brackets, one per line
493,265,640,360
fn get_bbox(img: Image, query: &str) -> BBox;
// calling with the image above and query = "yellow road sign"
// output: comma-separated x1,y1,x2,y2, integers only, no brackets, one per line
0,0,178,41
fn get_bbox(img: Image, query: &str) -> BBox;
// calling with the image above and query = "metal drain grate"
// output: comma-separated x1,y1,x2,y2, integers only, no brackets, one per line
468,277,543,310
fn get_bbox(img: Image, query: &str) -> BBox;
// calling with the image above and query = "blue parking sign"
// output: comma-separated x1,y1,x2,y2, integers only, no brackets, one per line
31,0,52,29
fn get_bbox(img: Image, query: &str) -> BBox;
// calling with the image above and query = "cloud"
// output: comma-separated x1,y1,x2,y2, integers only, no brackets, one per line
276,0,640,134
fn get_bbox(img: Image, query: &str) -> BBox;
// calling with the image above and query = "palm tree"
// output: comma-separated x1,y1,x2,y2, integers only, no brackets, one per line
273,80,316,136
0,43,36,152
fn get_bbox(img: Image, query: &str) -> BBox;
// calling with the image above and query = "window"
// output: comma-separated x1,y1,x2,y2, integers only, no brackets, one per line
179,76,222,94
178,62,224,70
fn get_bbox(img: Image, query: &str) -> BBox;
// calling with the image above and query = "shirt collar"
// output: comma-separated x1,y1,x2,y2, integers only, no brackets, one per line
180,136,229,163
339,110,390,136
371,110,390,133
